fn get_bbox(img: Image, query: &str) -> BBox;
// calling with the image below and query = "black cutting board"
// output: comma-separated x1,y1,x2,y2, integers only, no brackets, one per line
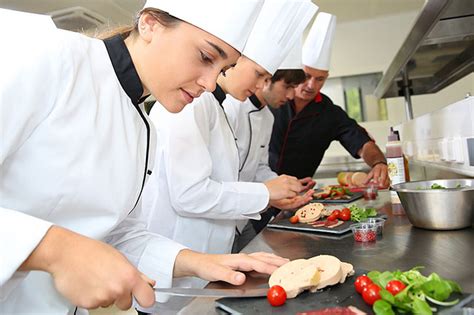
267,214,387,235
215,270,472,315
312,192,364,204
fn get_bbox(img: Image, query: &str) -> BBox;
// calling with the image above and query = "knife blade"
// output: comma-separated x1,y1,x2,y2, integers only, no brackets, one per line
153,287,268,298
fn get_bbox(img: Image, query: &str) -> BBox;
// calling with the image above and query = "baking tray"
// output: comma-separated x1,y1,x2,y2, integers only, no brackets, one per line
267,213,387,235
215,270,473,315
312,191,364,204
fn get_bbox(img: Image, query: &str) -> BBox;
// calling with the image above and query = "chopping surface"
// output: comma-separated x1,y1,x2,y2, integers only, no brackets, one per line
167,191,474,315
215,270,472,315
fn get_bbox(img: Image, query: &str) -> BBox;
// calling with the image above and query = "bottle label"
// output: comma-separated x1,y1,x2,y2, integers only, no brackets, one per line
387,157,406,185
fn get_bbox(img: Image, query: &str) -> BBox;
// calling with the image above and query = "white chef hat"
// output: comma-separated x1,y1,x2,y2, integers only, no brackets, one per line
302,12,337,71
278,37,303,70
143,0,264,52
0,8,56,31
243,0,318,75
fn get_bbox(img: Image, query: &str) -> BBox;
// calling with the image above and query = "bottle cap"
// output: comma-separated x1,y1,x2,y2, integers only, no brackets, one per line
388,127,400,141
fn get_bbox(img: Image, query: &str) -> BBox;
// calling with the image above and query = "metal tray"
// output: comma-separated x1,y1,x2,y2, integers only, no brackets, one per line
312,191,364,204
267,213,387,235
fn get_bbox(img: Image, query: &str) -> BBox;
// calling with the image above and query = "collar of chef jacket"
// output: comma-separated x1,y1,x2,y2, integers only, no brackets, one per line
249,94,263,110
103,35,149,105
212,84,227,106
314,92,323,103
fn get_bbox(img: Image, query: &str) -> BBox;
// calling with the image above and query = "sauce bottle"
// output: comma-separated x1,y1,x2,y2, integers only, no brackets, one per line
386,127,407,215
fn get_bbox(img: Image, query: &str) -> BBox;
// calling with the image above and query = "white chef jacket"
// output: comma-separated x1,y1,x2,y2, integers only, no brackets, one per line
0,28,185,314
141,86,270,280
223,95,278,183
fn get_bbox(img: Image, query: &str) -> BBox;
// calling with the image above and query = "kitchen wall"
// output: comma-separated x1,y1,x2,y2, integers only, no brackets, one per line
320,9,474,160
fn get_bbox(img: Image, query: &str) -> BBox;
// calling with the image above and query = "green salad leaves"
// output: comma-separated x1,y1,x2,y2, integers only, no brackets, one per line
349,204,377,222
368,267,462,315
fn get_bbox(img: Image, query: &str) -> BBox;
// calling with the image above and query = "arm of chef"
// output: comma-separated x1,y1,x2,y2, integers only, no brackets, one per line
254,149,279,183
103,203,187,303
164,98,270,220
0,209,53,298
0,29,64,296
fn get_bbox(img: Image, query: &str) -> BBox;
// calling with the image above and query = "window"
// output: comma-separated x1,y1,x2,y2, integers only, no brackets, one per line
321,72,388,122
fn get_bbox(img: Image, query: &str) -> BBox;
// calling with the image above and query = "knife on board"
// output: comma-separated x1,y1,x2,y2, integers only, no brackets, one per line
153,287,268,298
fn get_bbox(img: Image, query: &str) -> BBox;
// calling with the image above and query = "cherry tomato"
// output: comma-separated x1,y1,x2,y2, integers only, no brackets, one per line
332,210,341,218
340,212,351,221
289,216,299,224
267,285,287,307
354,275,373,294
386,280,406,296
362,283,381,305
327,213,338,221
341,208,351,217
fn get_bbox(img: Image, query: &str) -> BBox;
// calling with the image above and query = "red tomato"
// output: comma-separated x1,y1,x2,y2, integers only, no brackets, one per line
340,212,351,221
362,283,381,305
332,210,341,218
327,213,338,221
354,275,373,294
341,208,351,217
386,280,406,296
289,216,299,224
267,285,287,307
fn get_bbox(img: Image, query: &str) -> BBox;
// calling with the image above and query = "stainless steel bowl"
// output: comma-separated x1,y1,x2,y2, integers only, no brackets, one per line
393,179,474,230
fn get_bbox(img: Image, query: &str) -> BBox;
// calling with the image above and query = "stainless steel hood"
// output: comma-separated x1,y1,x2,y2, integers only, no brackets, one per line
374,0,474,101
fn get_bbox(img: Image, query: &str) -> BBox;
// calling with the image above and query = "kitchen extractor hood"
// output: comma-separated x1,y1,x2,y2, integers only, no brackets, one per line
374,0,474,102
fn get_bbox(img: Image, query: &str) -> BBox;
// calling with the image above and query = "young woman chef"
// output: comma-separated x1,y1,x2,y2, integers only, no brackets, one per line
0,1,291,314
141,0,317,289
222,40,318,251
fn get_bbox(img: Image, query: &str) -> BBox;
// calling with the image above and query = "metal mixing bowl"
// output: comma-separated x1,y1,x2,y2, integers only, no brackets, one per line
392,179,474,230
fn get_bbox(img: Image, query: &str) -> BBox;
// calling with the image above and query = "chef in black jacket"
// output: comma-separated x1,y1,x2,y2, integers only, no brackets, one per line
269,12,389,188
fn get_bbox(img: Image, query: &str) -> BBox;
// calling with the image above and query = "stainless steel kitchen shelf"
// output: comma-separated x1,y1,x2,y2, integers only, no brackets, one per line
374,0,474,99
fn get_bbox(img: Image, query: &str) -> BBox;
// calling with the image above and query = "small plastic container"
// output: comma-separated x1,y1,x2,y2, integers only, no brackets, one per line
361,217,385,235
350,223,377,242
363,185,378,200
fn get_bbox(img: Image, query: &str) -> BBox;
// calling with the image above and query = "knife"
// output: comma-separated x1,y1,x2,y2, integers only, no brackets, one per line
153,287,268,298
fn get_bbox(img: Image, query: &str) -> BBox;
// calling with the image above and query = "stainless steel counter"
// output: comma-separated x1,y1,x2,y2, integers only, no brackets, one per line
176,191,474,314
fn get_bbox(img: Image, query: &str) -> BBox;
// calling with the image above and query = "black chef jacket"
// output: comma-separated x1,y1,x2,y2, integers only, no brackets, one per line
269,92,371,179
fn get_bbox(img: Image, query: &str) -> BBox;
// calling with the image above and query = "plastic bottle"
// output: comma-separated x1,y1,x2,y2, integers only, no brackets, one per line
386,127,407,215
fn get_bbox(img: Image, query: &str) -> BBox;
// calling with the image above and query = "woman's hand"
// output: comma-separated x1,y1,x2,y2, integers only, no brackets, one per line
20,226,155,310
269,189,314,210
298,177,316,191
173,250,288,285
264,175,304,201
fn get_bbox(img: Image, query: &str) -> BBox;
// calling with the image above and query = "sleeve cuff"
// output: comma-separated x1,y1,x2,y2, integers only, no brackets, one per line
0,209,52,287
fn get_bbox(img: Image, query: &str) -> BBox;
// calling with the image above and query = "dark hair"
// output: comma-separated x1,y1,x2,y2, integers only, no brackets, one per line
95,8,181,40
270,69,306,86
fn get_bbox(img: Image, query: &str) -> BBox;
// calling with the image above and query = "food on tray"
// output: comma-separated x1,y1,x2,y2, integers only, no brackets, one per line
267,285,287,306
308,255,345,290
351,172,368,187
297,306,366,315
295,203,324,223
313,185,354,200
337,171,354,186
268,255,354,299
269,259,321,298
355,267,462,315
349,204,377,222
290,204,379,230
338,171,370,187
